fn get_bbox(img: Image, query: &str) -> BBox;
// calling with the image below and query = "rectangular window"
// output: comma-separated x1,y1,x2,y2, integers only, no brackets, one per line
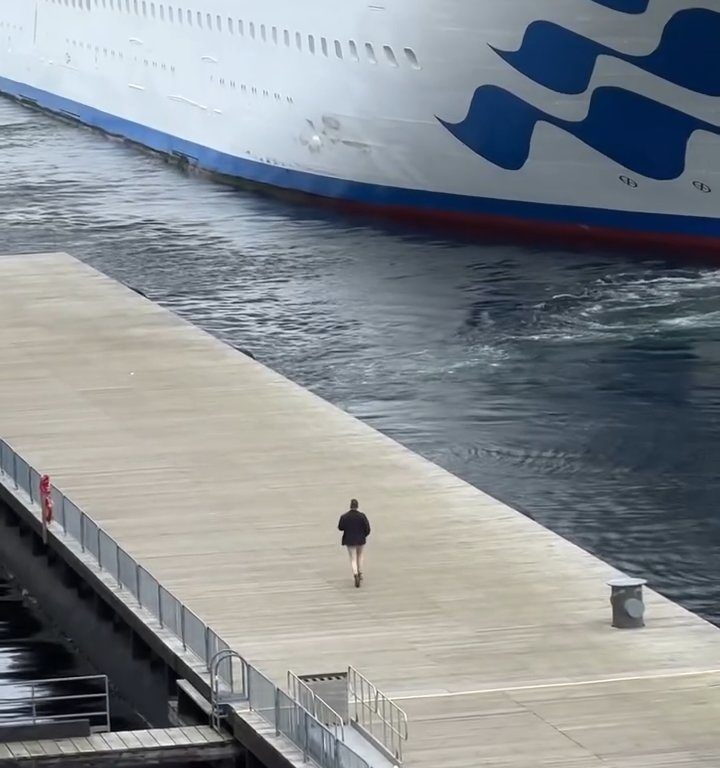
196,11,202,27
150,2,155,18
238,20,244,35
186,8,191,24
216,15,221,30
168,5,173,20
133,0,138,13
260,24,266,41
159,4,164,19
308,34,315,54
404,47,420,68
321,37,328,56
365,42,376,63
141,0,146,15
334,40,342,58
206,12,212,28
249,22,255,39
295,31,302,50
228,17,233,33
383,45,398,66
283,29,290,46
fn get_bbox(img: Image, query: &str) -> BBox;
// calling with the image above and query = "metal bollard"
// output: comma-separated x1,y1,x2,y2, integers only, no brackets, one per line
608,577,647,628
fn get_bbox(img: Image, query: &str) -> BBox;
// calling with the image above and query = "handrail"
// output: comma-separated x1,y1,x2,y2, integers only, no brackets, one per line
0,438,371,768
210,649,248,732
348,666,408,762
0,674,110,732
287,671,345,740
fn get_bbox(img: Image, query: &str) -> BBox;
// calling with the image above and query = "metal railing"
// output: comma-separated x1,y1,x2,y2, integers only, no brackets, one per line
0,438,370,768
0,438,234,688
287,671,345,739
348,666,408,763
0,674,110,732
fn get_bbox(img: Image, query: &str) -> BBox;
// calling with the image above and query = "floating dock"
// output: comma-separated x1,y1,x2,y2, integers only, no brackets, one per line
2,252,720,768
0,726,236,766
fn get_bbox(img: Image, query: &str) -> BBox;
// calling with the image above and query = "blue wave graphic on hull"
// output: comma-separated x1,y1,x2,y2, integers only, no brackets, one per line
440,85,720,180
494,9,720,96
590,0,649,12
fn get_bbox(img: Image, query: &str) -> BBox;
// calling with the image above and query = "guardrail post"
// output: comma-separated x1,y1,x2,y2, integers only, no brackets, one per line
115,547,121,586
204,627,210,668
29,473,34,504
303,711,309,762
80,514,85,552
158,583,163,627
96,527,101,563
135,565,141,606
180,607,186,650
274,688,280,736
61,495,67,533
104,677,111,732
12,452,17,489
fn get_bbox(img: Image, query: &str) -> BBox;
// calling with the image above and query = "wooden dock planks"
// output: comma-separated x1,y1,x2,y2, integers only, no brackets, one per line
2,252,720,767
0,727,231,763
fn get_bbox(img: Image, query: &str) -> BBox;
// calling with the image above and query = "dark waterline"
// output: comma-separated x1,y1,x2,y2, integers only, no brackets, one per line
1,98,720,629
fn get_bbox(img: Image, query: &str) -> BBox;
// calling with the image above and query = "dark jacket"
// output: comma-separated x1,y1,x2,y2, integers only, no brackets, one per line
338,509,371,547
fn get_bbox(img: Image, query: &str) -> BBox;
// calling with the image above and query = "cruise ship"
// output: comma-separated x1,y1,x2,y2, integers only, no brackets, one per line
2,0,719,250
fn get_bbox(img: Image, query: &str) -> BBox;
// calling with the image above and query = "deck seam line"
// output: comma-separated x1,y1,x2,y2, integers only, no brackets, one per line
392,667,720,700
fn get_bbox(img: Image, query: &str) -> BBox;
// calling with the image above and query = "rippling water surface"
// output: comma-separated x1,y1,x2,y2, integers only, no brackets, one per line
1,98,720,624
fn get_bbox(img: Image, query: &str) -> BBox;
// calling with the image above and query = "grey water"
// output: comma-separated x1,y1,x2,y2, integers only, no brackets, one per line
1,93,720,648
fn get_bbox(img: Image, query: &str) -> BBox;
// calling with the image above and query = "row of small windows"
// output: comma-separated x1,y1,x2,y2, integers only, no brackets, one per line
47,0,421,68
209,76,293,103
67,37,176,72
65,37,293,103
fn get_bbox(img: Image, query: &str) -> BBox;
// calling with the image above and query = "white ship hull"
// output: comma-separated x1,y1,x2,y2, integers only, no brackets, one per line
2,0,720,249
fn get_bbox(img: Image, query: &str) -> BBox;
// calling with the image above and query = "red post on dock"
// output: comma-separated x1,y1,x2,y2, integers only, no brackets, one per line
39,474,53,544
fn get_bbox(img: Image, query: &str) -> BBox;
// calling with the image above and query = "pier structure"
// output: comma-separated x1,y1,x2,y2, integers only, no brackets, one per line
0,726,236,766
2,252,720,768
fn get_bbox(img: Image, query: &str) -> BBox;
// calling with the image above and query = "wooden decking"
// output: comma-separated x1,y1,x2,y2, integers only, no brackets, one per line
2,252,720,767
0,726,236,764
